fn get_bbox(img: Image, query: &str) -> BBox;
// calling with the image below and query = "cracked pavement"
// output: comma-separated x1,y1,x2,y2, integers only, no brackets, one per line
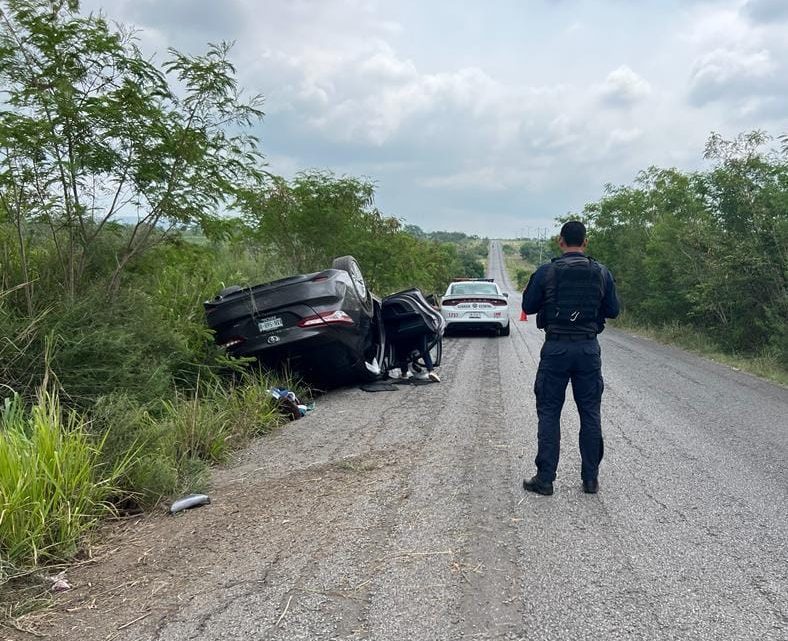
16,241,788,641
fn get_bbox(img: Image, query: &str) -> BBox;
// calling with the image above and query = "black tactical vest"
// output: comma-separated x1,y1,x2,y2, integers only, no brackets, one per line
540,255,605,335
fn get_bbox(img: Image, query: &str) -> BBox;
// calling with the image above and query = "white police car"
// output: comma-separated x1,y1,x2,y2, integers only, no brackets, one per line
439,278,510,336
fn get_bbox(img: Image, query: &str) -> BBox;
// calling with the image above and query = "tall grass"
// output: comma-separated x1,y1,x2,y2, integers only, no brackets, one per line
164,372,286,465
0,390,127,569
1,231,305,573
89,371,288,510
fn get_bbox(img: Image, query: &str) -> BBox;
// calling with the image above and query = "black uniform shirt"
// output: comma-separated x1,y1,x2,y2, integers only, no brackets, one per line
522,252,620,331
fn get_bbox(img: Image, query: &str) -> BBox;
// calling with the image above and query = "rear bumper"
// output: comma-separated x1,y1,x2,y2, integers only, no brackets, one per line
231,324,369,373
441,312,509,329
445,318,509,331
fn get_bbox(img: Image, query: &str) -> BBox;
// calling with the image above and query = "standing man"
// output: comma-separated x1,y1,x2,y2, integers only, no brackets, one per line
521,221,619,495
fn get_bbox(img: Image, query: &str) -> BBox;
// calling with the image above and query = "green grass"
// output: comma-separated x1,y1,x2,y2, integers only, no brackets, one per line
92,370,288,510
0,369,291,581
0,390,128,570
165,372,285,466
612,316,788,387
499,240,535,289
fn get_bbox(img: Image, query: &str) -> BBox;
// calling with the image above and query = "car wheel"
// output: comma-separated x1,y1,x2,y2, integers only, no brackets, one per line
499,322,511,337
332,255,374,316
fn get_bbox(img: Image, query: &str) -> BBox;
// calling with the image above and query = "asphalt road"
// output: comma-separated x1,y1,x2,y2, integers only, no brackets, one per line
26,241,787,641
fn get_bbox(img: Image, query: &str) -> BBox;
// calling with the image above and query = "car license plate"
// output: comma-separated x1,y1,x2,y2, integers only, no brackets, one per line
258,317,283,332
469,313,482,319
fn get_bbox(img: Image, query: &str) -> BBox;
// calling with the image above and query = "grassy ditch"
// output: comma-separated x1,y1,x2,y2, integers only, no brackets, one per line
0,214,465,590
0,371,289,582
499,240,536,289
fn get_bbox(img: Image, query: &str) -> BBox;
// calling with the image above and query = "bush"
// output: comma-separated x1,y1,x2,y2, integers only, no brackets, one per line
516,269,532,290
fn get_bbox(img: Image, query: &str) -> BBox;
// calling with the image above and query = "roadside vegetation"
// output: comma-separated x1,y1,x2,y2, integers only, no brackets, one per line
498,239,547,289
404,226,487,281
577,131,788,381
0,0,483,582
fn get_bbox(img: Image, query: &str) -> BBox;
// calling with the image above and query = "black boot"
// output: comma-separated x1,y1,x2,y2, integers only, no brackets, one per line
523,476,554,496
582,479,599,494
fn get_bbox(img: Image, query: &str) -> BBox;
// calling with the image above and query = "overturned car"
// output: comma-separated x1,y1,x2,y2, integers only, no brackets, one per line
204,256,444,386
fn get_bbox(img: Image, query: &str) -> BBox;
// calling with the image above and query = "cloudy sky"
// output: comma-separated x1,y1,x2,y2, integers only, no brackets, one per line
82,0,788,236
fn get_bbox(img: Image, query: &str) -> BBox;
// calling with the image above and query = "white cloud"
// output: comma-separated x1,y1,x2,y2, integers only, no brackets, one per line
609,128,644,145
75,0,788,236
421,167,510,192
597,66,652,106
688,47,776,104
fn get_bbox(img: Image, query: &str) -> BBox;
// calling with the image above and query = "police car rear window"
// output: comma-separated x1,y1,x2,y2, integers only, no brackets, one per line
450,283,498,295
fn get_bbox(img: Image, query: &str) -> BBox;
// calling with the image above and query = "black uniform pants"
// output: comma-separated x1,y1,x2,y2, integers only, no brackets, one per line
533,337,605,483
394,333,434,374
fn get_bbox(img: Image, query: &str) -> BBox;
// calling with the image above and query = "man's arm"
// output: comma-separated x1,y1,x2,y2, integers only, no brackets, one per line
601,268,620,319
522,268,545,314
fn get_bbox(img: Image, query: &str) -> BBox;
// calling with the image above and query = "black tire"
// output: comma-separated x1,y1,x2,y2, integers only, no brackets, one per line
332,255,373,316
499,322,511,337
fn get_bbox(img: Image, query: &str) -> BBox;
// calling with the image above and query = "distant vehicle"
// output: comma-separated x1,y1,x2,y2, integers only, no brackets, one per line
204,256,444,386
439,278,510,336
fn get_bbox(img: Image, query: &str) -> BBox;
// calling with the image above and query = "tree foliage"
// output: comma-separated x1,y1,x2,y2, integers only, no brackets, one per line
518,239,549,264
0,0,265,301
580,131,788,366
240,171,464,294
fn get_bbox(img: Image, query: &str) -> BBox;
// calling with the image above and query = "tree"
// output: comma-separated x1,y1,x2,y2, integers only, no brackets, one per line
576,131,788,366
0,0,265,302
240,171,384,275
240,170,467,295
518,239,542,264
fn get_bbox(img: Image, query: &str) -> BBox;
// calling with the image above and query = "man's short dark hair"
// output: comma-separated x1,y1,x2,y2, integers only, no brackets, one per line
560,221,586,247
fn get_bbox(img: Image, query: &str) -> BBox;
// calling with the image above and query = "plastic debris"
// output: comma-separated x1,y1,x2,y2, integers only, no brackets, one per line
297,402,316,416
269,387,299,404
269,388,315,420
45,571,71,592
51,578,71,592
170,493,211,514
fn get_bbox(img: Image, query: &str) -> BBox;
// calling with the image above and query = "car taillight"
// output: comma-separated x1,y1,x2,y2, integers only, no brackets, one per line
441,299,457,306
220,337,245,348
298,310,354,328
492,299,508,306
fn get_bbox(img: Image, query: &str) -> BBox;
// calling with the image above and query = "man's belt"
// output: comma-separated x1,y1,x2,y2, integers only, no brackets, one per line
545,333,597,341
